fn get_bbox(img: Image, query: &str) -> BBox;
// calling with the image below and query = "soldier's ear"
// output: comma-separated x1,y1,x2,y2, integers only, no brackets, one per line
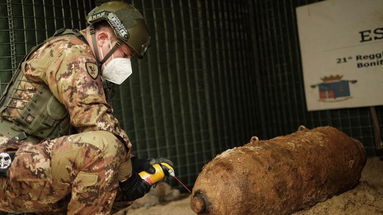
96,31,110,48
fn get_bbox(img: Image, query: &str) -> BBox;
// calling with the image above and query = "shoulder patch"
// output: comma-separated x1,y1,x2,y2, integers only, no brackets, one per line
86,62,99,79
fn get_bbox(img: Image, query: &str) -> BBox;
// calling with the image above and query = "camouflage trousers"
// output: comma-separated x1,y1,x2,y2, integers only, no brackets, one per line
0,131,129,215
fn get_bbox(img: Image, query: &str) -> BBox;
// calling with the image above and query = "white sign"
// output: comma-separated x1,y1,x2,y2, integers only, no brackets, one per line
296,0,383,111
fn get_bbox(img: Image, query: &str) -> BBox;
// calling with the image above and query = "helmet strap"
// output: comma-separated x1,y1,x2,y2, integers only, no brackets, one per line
90,25,100,63
99,41,122,65
90,25,122,66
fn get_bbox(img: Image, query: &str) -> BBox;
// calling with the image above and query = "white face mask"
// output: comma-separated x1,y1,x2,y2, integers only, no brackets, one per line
102,58,132,85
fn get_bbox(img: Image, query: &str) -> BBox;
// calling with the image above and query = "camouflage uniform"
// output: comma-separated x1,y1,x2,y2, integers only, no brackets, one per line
0,31,132,214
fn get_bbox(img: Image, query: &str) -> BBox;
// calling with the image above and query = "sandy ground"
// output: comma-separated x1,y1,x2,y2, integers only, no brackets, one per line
123,157,383,215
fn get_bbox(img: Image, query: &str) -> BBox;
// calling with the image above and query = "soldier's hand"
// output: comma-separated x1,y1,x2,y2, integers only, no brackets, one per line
149,158,175,177
131,157,174,175
120,171,151,201
131,156,156,174
120,157,175,201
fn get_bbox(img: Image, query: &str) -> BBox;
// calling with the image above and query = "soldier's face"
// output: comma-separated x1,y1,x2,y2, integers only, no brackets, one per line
100,39,134,69
100,39,134,85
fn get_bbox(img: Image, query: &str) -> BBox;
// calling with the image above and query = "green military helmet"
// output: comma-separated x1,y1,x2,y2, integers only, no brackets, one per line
87,1,150,57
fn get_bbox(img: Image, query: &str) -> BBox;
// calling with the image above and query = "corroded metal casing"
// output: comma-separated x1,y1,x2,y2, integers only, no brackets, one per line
191,126,366,215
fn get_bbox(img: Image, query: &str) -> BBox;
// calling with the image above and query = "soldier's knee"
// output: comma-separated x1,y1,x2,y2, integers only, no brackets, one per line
79,131,125,158
50,131,126,183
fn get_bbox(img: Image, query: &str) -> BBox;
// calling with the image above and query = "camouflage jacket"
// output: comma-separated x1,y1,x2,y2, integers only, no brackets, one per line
0,30,132,150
